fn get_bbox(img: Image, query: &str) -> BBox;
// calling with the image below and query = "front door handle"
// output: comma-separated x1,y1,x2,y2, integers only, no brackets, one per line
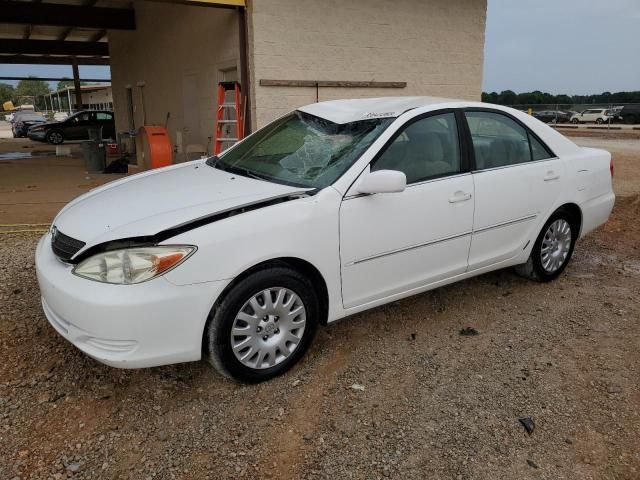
449,191,472,203
544,171,560,181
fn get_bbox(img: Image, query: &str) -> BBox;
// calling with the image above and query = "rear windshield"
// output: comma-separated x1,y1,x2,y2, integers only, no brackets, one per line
210,111,393,188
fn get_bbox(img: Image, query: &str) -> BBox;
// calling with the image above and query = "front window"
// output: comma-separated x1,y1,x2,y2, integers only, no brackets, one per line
70,112,91,123
372,112,461,184
209,111,393,188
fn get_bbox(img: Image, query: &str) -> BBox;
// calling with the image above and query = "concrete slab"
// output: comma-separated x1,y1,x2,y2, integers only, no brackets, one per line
0,123,125,225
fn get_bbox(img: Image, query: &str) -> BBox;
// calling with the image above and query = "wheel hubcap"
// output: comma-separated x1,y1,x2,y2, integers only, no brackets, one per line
541,219,572,273
230,287,306,370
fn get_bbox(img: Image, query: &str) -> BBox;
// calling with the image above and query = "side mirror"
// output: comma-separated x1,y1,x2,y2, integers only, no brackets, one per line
357,170,407,194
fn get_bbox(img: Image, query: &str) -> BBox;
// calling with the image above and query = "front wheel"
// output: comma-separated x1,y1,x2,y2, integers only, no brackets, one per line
596,118,604,125
571,118,579,124
46,130,64,145
515,212,577,282
205,266,319,383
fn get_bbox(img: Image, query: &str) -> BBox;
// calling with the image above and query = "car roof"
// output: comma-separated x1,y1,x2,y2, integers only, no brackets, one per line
297,96,474,124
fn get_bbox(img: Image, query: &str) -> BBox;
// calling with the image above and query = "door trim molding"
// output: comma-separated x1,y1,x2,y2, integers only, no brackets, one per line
473,214,538,234
346,230,472,266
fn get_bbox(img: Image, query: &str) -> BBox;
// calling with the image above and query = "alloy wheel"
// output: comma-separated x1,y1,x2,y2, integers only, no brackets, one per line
49,132,63,144
540,219,572,273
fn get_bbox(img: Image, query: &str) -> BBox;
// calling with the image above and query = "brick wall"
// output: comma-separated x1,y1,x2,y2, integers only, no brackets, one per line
248,0,487,128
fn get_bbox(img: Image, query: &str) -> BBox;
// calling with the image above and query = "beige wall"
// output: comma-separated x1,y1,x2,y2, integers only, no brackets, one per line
108,1,240,162
81,87,113,107
247,0,487,128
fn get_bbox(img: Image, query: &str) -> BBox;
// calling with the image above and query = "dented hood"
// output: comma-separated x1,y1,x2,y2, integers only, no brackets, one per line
53,159,308,251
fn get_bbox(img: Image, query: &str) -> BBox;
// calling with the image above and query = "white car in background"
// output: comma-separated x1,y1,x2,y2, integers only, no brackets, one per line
53,111,70,122
36,97,615,382
570,108,616,124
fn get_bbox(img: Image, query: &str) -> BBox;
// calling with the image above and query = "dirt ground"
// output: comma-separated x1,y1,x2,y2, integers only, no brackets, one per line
0,132,638,480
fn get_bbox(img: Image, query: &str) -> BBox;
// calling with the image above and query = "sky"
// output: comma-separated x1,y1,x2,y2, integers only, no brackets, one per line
0,65,110,90
1,1,639,95
483,0,640,94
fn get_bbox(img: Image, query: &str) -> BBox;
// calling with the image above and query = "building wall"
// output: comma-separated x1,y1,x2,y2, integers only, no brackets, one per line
247,0,487,128
108,1,240,162
81,87,113,109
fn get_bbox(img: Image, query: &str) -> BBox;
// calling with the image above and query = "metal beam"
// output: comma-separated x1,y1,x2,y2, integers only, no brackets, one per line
58,0,99,41
0,39,109,56
89,30,107,42
23,0,44,40
0,1,136,30
0,56,109,65
72,58,83,110
238,6,251,134
0,76,110,82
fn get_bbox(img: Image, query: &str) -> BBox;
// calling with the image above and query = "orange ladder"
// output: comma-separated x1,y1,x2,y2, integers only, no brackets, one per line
214,81,244,155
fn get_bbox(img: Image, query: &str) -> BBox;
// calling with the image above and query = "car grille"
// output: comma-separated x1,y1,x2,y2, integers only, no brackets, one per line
51,227,85,262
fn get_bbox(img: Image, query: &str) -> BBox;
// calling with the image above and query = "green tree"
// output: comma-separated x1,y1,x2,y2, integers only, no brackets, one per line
57,78,74,90
0,83,15,105
56,78,86,91
497,90,517,105
14,78,50,108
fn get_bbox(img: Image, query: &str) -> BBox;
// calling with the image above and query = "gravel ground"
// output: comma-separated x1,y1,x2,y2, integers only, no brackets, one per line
1,139,639,480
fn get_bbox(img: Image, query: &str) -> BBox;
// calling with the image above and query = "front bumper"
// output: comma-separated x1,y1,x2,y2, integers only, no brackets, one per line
35,233,227,368
28,130,46,141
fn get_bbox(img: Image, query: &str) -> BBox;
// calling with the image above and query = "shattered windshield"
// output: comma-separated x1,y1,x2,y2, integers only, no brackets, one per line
209,111,393,188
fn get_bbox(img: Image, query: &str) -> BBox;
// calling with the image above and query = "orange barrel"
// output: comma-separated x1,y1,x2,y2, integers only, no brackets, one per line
135,126,173,170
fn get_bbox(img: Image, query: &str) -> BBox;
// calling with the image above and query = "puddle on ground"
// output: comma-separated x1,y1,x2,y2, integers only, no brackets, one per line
0,151,58,161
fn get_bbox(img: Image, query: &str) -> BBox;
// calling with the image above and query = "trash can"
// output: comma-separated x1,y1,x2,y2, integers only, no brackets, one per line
81,127,106,173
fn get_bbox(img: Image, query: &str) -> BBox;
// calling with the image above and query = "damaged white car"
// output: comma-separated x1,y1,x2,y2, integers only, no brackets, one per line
36,97,615,382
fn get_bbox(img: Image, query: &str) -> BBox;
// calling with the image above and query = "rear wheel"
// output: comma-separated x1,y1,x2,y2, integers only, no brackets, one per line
205,266,319,383
515,211,577,282
46,130,64,145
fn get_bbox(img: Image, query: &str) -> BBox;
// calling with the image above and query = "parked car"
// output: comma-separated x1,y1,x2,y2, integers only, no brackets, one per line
28,110,115,144
11,112,47,138
616,105,640,124
570,108,616,124
36,98,615,382
532,110,572,123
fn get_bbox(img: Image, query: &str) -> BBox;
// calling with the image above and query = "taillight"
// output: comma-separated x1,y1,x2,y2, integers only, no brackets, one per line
610,158,614,178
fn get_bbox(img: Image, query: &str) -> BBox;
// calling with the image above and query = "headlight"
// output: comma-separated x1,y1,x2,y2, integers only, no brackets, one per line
72,246,196,284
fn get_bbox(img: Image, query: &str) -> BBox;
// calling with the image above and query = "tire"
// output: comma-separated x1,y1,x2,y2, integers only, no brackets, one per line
46,130,64,145
205,266,319,383
571,118,579,124
515,210,577,282
596,118,603,125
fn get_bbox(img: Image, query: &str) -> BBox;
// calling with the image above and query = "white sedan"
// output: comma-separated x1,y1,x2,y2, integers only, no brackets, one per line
36,97,615,382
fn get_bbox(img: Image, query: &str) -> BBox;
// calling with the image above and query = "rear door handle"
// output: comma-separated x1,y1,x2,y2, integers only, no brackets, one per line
544,171,560,181
449,191,472,203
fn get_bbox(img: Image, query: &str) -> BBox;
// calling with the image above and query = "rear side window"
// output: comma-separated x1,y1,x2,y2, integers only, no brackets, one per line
97,112,113,121
372,112,460,184
465,111,552,169
530,135,552,161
